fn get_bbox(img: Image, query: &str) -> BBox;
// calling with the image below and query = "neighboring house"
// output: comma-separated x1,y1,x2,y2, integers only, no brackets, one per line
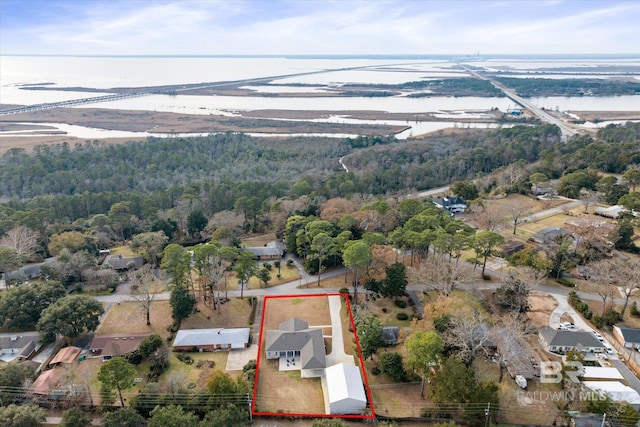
48,346,82,367
539,327,606,354
529,227,572,246
581,367,624,382
582,381,640,409
5,257,58,283
431,196,467,213
502,240,526,257
571,414,608,427
103,254,144,271
324,363,367,415
243,241,284,261
381,325,400,346
492,327,536,379
569,265,591,280
173,328,250,352
594,205,626,220
30,369,61,397
89,333,149,360
612,325,640,349
532,184,556,197
265,318,326,378
0,332,41,363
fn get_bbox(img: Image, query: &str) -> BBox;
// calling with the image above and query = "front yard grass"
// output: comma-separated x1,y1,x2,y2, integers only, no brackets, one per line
95,300,172,340
181,297,254,329
109,245,137,257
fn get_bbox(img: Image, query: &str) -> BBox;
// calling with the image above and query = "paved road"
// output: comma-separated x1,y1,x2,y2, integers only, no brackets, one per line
461,65,579,141
611,359,640,394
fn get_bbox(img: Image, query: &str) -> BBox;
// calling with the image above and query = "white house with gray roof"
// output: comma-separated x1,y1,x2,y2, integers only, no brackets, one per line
0,332,41,363
539,327,606,354
173,328,250,352
265,318,326,378
612,325,640,349
242,241,284,261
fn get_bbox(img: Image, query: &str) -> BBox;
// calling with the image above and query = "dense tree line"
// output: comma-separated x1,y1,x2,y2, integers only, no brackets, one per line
349,78,503,97
0,125,560,237
533,123,640,177
346,124,561,191
495,77,640,97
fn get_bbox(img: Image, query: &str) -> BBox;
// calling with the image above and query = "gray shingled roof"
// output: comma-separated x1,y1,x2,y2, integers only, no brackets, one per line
0,332,40,351
280,318,309,332
540,327,605,349
265,318,326,370
616,326,640,344
103,255,144,270
173,328,249,347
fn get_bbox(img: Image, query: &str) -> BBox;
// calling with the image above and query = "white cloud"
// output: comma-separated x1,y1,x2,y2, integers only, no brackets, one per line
1,0,639,54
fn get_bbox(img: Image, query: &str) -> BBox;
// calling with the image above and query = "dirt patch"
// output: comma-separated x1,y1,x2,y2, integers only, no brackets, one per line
182,297,254,329
526,291,558,328
96,300,172,340
572,111,640,122
241,233,277,247
263,296,331,329
254,359,325,414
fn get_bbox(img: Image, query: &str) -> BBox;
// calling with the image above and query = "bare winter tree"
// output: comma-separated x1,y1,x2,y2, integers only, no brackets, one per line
568,218,614,262
415,252,475,296
130,265,162,326
490,313,535,382
445,310,492,365
0,225,40,259
496,162,529,193
467,201,506,232
494,267,546,314
509,204,532,235
580,188,599,214
617,258,640,319
590,260,617,317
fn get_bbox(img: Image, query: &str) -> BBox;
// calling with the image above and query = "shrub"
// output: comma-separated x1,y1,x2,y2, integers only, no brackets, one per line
631,302,640,317
394,299,407,308
124,349,143,365
380,352,406,382
264,263,272,271
396,312,409,321
371,365,381,375
286,259,294,268
168,320,180,333
557,278,576,287
139,334,163,358
365,279,382,294
176,353,193,364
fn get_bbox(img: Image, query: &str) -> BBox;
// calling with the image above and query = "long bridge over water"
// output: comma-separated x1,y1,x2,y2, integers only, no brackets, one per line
0,92,151,116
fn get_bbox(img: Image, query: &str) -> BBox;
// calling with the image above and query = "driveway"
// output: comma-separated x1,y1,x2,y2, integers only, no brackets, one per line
225,344,258,371
325,295,354,366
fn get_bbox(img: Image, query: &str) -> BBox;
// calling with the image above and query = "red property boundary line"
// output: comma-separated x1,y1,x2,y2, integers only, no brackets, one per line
251,293,376,420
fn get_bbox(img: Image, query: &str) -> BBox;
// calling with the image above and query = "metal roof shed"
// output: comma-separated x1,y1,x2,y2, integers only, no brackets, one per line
325,363,367,415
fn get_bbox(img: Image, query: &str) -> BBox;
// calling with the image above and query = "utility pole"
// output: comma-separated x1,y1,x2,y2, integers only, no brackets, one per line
600,413,606,427
484,402,491,427
247,393,253,422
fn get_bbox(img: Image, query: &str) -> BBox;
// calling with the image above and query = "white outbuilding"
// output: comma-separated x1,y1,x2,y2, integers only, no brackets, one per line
324,363,367,415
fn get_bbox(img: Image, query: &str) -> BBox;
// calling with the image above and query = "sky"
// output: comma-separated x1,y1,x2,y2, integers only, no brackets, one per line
1,0,639,56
